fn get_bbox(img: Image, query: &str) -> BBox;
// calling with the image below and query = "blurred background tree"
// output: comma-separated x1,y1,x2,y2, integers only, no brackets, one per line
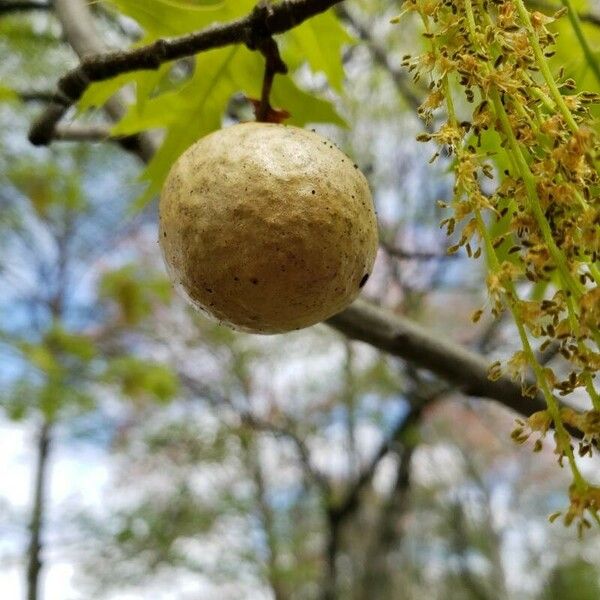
1,0,599,599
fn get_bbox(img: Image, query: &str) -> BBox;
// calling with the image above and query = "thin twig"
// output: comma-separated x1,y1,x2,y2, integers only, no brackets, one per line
28,0,344,146
335,5,424,113
16,90,57,103
0,1,50,13
245,1,288,122
255,37,288,121
381,239,457,261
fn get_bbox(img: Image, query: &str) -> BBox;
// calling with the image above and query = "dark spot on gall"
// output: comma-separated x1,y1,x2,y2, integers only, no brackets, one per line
233,276,239,281
250,278,259,285
311,190,316,195
354,164,358,169
359,273,369,288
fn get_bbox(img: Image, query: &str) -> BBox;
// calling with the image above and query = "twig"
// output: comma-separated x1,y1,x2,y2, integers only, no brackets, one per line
381,240,457,261
0,1,50,13
246,1,288,122
335,5,424,113
17,90,57,103
26,421,52,600
29,0,345,146
52,0,158,161
241,412,331,493
328,395,428,525
256,37,288,121
53,122,111,141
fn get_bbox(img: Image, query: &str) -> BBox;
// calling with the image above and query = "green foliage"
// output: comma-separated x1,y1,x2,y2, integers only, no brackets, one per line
99,264,172,325
3,324,98,421
80,0,352,206
550,0,600,96
542,559,600,600
9,160,85,217
103,357,179,403
0,85,18,103
112,483,219,569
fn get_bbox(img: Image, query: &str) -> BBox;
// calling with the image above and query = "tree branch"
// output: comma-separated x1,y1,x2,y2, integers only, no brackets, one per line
327,299,547,419
241,412,331,493
51,0,158,161
17,90,57,103
53,122,112,141
328,394,428,526
381,239,457,261
26,421,51,600
335,5,423,113
0,1,50,13
28,0,345,146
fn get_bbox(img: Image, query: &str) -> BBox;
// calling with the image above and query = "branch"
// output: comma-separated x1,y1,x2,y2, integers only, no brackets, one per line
178,372,331,492
51,0,157,162
28,0,345,146
0,1,50,13
328,394,428,525
327,299,547,419
17,90,57,103
335,5,423,113
26,421,52,600
53,122,112,141
241,412,331,493
381,239,457,261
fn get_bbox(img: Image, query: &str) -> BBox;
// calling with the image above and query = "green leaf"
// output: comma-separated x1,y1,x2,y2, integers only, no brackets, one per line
104,357,179,403
19,342,61,376
126,44,345,207
100,264,172,324
105,0,251,37
283,10,353,92
0,85,18,103
45,326,97,362
78,73,140,112
9,160,85,217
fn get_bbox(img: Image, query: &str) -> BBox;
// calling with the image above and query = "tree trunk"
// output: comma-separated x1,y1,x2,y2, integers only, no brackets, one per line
26,420,52,600
321,511,340,600
358,444,415,600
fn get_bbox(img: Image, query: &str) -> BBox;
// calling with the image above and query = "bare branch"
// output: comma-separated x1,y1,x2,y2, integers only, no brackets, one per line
335,5,423,113
178,372,331,492
26,421,52,600
241,412,331,493
29,0,345,146
328,395,428,525
327,299,547,419
51,0,158,161
16,90,57,103
381,239,457,261
53,122,112,141
0,1,50,13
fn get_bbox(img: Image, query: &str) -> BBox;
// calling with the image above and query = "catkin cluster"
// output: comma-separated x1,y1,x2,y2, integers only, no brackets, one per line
395,0,600,532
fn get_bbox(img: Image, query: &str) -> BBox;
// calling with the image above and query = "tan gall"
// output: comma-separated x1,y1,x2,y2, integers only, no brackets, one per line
159,122,378,334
